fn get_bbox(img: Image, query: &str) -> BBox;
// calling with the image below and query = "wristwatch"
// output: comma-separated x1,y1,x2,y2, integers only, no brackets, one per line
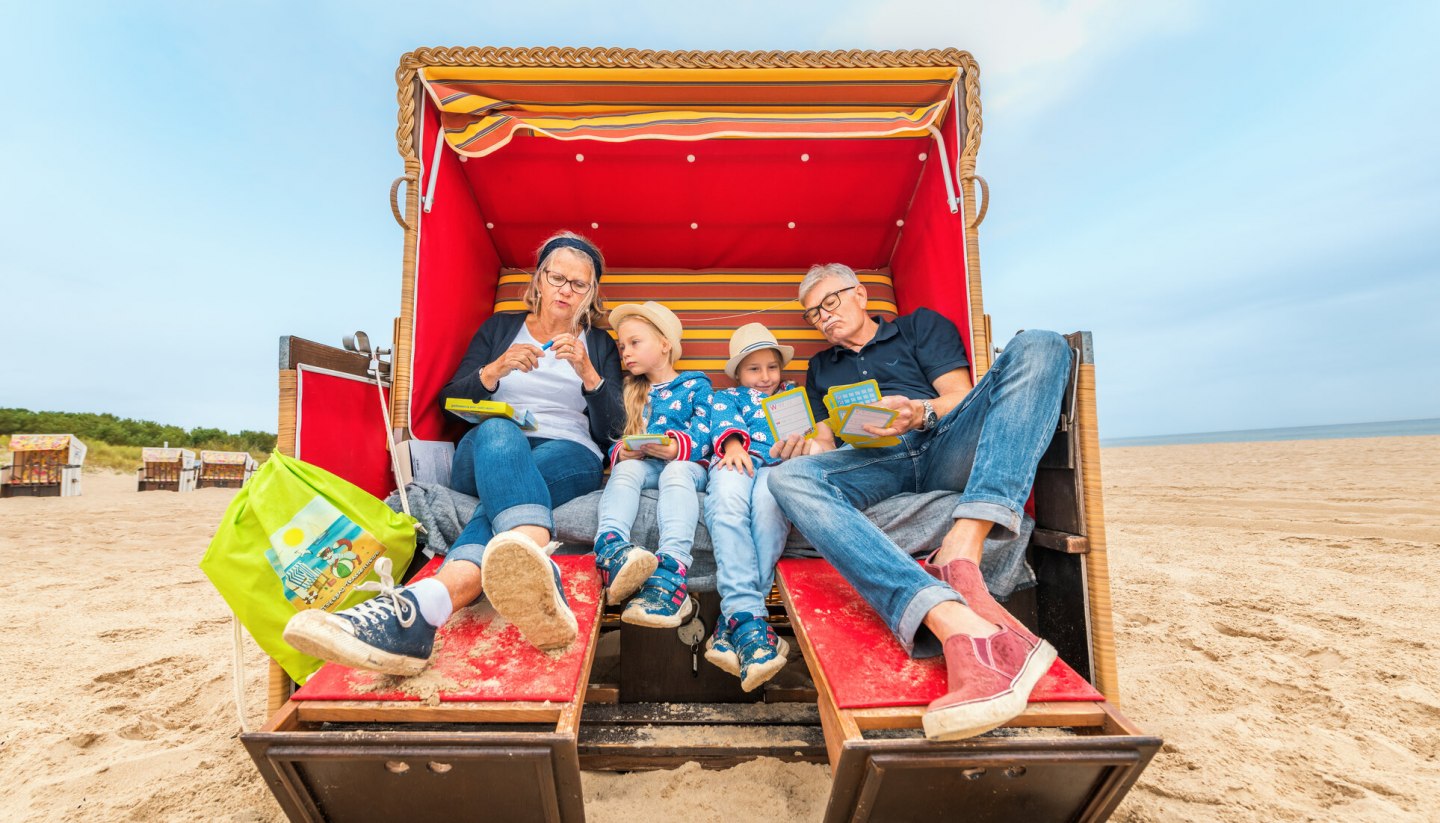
920,400,938,431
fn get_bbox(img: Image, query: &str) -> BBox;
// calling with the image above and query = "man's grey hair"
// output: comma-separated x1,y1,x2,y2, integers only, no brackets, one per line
799,263,861,302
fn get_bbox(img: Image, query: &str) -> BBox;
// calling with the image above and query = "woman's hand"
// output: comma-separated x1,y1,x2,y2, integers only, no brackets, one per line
641,439,681,461
715,438,755,476
549,332,601,390
480,343,543,389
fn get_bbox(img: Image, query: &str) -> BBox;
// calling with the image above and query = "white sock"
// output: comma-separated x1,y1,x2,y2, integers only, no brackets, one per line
408,578,453,627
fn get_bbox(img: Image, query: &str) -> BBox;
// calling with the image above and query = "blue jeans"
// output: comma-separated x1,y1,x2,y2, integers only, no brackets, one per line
595,459,707,568
705,464,791,619
445,418,603,571
769,330,1072,657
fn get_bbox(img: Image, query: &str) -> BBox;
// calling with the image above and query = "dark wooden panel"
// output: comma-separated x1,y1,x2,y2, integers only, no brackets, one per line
1031,548,1093,684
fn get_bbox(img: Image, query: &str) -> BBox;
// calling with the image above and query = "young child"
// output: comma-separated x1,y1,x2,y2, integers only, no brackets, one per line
593,301,714,627
703,322,796,691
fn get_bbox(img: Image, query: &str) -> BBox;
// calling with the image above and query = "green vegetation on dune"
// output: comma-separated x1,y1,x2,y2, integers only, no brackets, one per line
1,409,273,471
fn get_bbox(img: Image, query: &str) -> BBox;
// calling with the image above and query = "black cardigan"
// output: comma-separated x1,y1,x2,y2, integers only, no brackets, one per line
438,311,625,453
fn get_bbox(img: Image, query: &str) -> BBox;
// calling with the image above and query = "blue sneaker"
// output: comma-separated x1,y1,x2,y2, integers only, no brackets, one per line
731,612,789,692
703,617,740,676
594,531,659,605
621,553,696,628
482,531,578,651
283,557,435,676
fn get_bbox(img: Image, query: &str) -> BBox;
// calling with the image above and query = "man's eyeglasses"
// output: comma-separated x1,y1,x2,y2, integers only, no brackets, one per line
541,269,593,294
802,286,858,325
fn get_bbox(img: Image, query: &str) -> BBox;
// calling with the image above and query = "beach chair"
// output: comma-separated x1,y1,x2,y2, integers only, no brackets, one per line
137,447,198,492
198,449,258,488
1,434,86,498
244,47,1159,822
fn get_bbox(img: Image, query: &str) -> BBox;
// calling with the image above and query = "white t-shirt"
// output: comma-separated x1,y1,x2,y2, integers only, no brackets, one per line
490,324,603,461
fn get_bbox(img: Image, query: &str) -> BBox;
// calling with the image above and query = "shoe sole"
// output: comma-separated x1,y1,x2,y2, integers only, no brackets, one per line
283,610,429,677
604,549,659,605
704,644,741,676
921,638,1058,741
482,533,579,652
740,636,790,692
621,594,696,628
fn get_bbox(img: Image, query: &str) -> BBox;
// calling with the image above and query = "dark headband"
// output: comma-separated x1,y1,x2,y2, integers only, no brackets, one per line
537,236,603,281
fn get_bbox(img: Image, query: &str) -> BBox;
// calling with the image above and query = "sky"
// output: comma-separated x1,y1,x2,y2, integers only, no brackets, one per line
1,0,1436,438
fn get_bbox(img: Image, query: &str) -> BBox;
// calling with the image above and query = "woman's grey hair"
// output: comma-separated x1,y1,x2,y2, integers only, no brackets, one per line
799,263,861,302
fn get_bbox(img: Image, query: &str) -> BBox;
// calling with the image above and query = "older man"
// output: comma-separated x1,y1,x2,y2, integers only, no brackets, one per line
768,263,1073,741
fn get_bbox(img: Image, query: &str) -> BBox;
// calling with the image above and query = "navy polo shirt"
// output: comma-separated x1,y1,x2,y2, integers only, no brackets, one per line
804,308,970,413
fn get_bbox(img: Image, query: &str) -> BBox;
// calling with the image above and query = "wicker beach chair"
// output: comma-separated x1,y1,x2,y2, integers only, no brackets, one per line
198,450,258,488
1,434,86,498
244,47,1159,822
137,447,198,492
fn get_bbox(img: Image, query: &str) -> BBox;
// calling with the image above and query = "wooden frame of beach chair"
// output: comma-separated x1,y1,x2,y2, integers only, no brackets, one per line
137,447,198,492
1,434,86,498
244,47,1160,822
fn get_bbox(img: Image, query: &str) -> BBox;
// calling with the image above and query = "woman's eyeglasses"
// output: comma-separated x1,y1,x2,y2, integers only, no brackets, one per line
802,286,857,325
542,269,593,294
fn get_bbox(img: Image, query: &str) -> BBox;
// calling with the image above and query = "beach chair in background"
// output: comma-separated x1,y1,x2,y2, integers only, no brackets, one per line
1,434,86,498
198,450,258,488
137,447,198,492
242,47,1159,822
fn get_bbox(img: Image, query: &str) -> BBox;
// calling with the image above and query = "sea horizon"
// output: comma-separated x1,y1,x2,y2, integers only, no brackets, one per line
1102,417,1440,448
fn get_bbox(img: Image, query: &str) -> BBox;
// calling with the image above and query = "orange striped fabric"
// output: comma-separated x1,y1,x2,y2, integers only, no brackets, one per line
420,67,958,158
494,268,896,386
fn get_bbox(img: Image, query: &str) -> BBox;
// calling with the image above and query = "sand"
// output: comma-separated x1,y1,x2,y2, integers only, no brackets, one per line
1,436,1436,821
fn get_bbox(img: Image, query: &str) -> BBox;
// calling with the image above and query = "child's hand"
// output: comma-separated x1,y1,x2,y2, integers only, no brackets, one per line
641,440,680,460
716,441,755,476
613,445,644,463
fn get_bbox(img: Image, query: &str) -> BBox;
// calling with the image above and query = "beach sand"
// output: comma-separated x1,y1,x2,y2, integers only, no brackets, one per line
1,436,1436,821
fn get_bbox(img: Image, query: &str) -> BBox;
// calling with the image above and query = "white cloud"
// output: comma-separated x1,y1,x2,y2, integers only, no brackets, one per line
822,0,1197,115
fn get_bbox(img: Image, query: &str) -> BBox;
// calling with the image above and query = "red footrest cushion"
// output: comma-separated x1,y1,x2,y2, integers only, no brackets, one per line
777,558,1103,710
293,553,601,704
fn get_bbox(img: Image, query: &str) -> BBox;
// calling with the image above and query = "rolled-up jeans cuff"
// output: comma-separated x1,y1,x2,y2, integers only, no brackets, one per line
952,498,1024,541
491,503,554,535
896,582,965,659
443,542,486,571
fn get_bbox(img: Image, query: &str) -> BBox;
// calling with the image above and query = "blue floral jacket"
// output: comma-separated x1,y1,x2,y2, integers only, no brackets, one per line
709,381,798,469
609,370,716,466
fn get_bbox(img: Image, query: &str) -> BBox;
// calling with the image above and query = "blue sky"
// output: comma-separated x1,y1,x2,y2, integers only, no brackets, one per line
2,1,1436,437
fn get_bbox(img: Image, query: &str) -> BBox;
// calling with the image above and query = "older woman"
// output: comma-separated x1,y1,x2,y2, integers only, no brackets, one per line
284,232,622,676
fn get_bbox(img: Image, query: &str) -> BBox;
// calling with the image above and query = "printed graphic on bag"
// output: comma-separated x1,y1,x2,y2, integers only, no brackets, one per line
266,496,387,611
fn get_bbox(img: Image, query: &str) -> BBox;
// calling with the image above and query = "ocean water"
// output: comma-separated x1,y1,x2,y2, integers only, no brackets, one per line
1102,418,1440,447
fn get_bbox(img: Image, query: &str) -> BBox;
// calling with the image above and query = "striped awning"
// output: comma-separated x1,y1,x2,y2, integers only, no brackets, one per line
419,66,959,158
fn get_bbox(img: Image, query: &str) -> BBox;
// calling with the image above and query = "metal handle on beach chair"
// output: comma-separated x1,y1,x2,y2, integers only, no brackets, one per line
963,174,989,229
390,174,416,231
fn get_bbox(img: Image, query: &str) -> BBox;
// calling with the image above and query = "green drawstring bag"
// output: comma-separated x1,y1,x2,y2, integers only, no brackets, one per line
200,450,417,684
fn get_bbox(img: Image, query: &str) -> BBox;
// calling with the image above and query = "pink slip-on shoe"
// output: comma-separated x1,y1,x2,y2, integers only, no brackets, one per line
921,625,1057,741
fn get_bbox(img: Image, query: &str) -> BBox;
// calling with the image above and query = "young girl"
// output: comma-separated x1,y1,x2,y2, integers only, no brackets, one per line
703,323,795,691
593,301,715,627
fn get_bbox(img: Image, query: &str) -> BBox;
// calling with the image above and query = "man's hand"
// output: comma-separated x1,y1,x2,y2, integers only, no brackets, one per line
641,439,680,461
864,395,921,437
715,438,755,476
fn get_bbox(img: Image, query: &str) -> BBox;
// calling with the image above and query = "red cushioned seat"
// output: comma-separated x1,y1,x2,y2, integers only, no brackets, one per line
776,558,1102,710
293,554,601,704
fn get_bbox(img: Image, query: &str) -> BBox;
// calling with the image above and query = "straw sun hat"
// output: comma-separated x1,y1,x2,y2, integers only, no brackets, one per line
724,322,794,380
608,301,684,363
